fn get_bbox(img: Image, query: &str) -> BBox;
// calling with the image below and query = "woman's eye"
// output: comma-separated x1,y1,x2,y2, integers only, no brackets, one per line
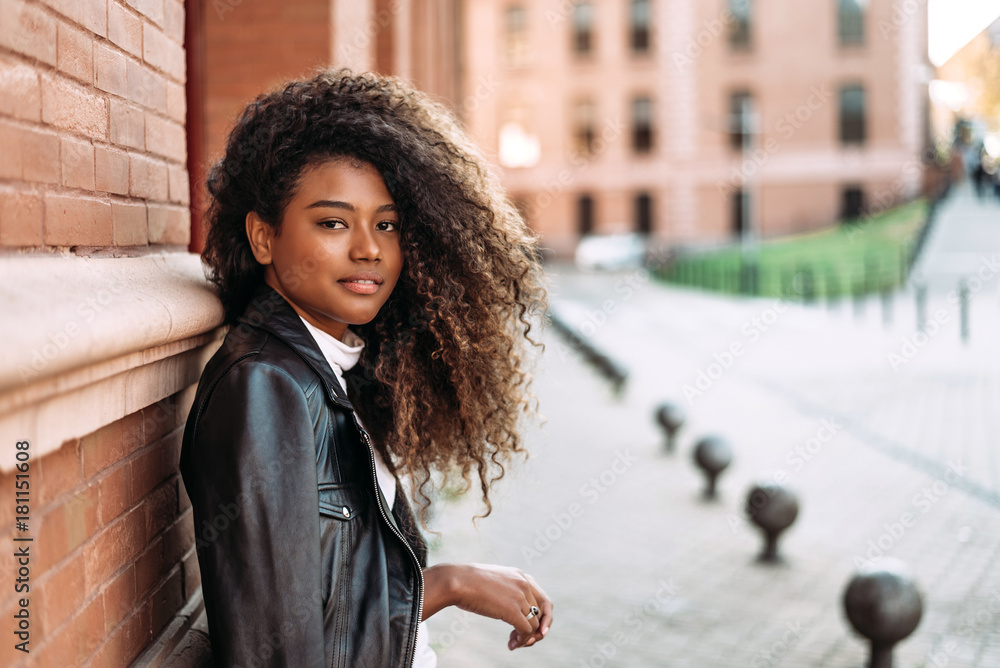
318,219,346,229
377,220,400,231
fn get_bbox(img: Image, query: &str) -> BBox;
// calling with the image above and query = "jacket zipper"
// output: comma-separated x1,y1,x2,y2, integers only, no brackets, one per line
356,421,424,668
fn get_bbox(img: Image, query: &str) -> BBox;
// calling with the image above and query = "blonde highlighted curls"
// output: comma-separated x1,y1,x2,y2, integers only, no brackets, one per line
202,68,547,524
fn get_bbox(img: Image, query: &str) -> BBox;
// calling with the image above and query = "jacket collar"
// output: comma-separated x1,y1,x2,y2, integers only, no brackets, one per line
238,283,355,410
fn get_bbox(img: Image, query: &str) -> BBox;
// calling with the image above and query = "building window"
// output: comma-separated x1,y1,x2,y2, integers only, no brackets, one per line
839,85,866,146
505,6,529,66
729,91,754,151
729,0,751,50
842,186,865,220
572,2,594,55
838,0,865,46
578,194,595,235
635,193,653,235
732,189,749,236
632,96,653,154
630,0,651,54
573,100,597,155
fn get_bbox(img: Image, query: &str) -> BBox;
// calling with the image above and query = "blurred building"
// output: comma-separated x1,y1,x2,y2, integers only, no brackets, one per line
933,15,1000,152
461,0,932,256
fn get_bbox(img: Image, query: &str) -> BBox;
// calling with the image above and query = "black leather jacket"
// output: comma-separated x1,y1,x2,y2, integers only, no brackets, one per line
180,284,426,668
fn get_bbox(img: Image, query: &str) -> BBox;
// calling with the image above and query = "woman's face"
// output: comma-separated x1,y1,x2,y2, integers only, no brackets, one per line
247,158,403,340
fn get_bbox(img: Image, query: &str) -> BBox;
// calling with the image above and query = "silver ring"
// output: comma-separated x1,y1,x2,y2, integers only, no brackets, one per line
525,605,540,621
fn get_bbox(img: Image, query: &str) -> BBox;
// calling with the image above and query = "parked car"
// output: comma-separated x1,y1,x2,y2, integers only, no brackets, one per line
574,233,648,271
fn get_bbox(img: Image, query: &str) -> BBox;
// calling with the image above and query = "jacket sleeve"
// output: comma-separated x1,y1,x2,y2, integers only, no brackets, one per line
181,360,327,668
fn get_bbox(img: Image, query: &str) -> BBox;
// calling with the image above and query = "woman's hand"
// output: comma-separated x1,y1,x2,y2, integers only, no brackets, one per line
422,563,554,650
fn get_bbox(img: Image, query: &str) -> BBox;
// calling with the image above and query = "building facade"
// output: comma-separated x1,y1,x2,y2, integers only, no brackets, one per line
461,0,931,257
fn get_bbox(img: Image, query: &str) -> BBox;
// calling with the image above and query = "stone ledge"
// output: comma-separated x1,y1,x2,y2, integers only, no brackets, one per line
0,252,225,469
132,588,215,668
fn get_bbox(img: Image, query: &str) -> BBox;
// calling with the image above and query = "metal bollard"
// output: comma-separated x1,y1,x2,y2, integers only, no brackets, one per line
692,436,732,499
959,278,969,344
881,289,893,327
843,559,923,668
655,403,685,454
746,482,799,563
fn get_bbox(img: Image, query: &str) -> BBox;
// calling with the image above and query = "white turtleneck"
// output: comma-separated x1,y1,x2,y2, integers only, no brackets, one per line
297,317,436,667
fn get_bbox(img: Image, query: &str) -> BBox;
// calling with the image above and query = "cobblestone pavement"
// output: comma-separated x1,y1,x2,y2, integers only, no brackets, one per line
423,263,1000,667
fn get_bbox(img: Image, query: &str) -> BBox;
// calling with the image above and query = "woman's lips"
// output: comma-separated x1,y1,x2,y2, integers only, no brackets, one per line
338,273,383,295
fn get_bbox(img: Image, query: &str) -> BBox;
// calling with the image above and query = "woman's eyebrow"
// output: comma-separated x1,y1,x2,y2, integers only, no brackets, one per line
305,200,397,213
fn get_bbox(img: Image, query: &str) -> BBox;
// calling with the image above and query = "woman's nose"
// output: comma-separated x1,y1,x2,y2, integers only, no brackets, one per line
349,224,381,261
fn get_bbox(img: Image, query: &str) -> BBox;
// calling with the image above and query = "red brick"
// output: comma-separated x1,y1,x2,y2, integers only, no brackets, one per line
143,22,185,83
0,0,57,67
167,163,190,204
35,593,105,666
61,136,96,190
142,394,181,443
111,199,148,245
182,545,200,598
84,506,147,591
56,21,94,84
0,56,41,121
162,509,194,566
64,485,100,552
89,601,149,668
38,557,85,634
108,1,141,58
109,99,144,149
164,0,183,43
0,118,22,180
43,192,112,246
80,411,145,478
0,187,44,247
37,503,70,575
146,203,188,244
124,0,164,27
177,477,191,513
21,127,60,184
42,0,108,38
126,58,166,111
130,153,169,201
131,432,179,500
95,145,130,194
134,535,164,598
164,79,185,124
145,478,179,539
145,113,186,162
94,43,127,97
149,565,183,636
38,439,82,508
41,74,109,141
97,460,132,525
101,564,136,634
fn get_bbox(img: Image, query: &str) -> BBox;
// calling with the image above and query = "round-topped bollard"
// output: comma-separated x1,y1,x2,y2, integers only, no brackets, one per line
692,436,732,499
843,559,923,668
745,482,799,563
655,403,685,453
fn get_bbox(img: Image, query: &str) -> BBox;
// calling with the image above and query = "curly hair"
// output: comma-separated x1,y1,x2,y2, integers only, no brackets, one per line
202,68,547,522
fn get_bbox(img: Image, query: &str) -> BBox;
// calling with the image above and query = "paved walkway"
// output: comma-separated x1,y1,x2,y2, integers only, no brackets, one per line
912,181,1000,294
423,264,1000,667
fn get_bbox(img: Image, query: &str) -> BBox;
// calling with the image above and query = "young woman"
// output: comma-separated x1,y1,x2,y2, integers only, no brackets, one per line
179,69,553,667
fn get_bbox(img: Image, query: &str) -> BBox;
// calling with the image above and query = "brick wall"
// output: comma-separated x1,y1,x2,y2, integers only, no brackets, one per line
0,0,190,249
0,388,198,667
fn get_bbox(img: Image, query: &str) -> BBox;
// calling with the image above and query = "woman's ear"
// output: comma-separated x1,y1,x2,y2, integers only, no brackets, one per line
246,212,274,265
